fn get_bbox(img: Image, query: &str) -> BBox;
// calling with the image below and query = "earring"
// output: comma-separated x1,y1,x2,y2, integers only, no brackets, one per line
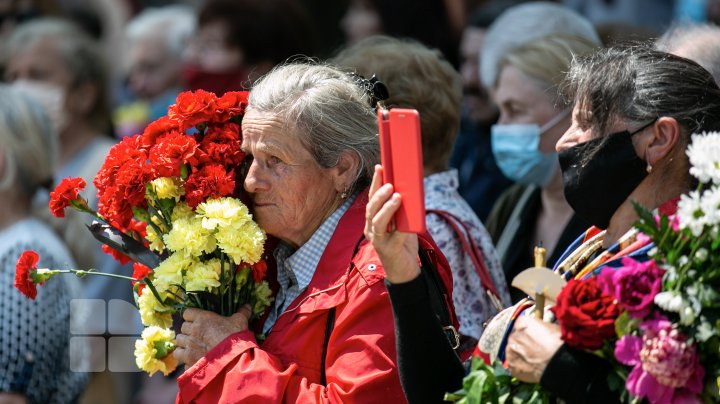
340,188,348,199
646,163,653,173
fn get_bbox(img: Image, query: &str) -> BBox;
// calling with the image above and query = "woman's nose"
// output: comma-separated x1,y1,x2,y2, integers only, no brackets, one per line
243,160,267,193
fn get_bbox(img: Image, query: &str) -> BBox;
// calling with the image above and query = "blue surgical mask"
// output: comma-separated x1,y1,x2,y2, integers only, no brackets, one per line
491,110,569,186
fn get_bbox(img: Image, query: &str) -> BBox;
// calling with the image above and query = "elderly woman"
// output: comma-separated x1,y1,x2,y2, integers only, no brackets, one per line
173,62,454,403
0,86,86,403
366,46,720,402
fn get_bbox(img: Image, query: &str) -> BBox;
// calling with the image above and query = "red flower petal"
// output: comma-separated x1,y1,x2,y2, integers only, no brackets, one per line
14,250,40,300
49,177,86,218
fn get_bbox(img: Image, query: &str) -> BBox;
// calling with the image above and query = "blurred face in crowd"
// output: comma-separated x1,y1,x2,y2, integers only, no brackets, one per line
183,19,242,73
241,110,343,249
460,26,497,125
340,0,382,45
128,36,183,100
492,65,567,155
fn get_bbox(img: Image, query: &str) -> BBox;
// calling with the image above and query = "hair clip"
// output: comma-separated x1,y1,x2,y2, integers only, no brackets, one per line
347,72,390,108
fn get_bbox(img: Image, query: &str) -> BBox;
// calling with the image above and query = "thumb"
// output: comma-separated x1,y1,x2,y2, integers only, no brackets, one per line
236,304,252,320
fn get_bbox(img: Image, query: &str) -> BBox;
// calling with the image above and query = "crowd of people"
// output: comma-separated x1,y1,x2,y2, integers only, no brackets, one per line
1,0,720,403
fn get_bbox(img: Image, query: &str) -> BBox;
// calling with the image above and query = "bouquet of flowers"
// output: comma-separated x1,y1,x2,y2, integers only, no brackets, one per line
446,132,720,403
13,89,272,376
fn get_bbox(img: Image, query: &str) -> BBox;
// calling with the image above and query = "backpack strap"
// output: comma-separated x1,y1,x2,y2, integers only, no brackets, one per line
426,209,503,312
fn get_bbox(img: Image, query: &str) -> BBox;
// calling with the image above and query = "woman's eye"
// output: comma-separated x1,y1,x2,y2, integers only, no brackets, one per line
268,156,282,165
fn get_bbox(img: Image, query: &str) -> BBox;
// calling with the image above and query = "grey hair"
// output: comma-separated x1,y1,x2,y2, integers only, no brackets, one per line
247,62,379,194
480,1,601,88
655,23,720,85
3,18,110,132
0,85,57,196
562,46,720,169
126,5,197,57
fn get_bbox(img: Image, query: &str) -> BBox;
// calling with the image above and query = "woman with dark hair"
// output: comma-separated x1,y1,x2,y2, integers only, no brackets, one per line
365,46,720,402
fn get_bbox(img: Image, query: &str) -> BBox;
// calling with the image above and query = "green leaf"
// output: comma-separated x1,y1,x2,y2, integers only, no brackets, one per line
615,310,638,338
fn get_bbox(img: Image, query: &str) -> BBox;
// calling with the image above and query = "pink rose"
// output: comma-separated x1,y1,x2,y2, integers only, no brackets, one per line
599,257,664,319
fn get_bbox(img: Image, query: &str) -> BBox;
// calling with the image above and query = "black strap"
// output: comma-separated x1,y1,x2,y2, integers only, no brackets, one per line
319,307,336,386
418,247,459,350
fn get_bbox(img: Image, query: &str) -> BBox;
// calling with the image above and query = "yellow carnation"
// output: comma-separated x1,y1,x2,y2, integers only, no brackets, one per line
184,258,221,292
253,281,274,316
137,288,173,328
150,177,185,201
134,326,178,376
171,201,193,221
152,252,192,293
163,216,216,256
196,197,252,231
145,224,165,253
215,221,265,265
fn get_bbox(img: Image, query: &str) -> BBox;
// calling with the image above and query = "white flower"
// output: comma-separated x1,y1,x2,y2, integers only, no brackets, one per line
700,185,720,227
695,248,709,263
678,255,689,266
654,291,685,313
687,132,720,184
677,191,706,237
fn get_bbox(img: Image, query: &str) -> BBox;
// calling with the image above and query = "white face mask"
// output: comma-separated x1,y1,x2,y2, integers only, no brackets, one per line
10,79,68,135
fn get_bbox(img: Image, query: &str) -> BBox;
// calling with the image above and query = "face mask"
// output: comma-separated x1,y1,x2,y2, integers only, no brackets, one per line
491,110,569,186
181,65,248,96
558,121,655,229
10,79,68,135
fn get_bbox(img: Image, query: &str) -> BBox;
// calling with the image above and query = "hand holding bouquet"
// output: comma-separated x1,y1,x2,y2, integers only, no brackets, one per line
14,90,273,376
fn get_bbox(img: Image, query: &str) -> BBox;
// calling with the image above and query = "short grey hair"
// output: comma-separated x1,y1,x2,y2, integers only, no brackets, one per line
247,62,379,194
480,1,601,88
0,85,57,196
655,23,720,85
126,5,196,57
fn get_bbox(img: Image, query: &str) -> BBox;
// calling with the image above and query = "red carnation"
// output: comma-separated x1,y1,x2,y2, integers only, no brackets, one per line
198,123,244,166
15,250,40,300
102,245,132,265
212,91,248,122
552,277,620,350
168,90,217,130
49,177,87,218
141,116,178,147
149,131,200,177
251,260,267,283
184,164,236,208
131,263,153,294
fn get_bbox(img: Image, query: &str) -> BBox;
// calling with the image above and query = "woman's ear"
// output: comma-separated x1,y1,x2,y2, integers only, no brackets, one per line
645,116,681,166
332,151,361,192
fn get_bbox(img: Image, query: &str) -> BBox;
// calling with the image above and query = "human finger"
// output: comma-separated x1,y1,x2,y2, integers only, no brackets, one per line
183,307,202,321
180,321,194,336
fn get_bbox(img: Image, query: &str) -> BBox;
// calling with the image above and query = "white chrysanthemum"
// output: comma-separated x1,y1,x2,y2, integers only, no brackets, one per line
654,291,685,313
137,288,173,328
163,216,217,256
677,191,706,237
153,252,193,293
215,221,265,265
184,258,221,292
687,132,720,184
700,185,720,227
196,197,252,231
134,326,177,376
150,177,185,201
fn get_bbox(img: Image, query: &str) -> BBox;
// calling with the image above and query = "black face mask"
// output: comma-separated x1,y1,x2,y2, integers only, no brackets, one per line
559,121,654,229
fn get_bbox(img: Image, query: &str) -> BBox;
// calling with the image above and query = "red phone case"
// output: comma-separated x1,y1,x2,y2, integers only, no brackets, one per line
377,108,426,233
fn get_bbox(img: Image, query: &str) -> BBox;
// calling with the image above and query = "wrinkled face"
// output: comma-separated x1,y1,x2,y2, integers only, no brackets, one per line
492,65,567,154
128,37,183,100
241,110,342,248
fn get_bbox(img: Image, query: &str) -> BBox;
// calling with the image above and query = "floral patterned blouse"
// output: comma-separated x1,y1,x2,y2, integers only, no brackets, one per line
424,170,511,340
